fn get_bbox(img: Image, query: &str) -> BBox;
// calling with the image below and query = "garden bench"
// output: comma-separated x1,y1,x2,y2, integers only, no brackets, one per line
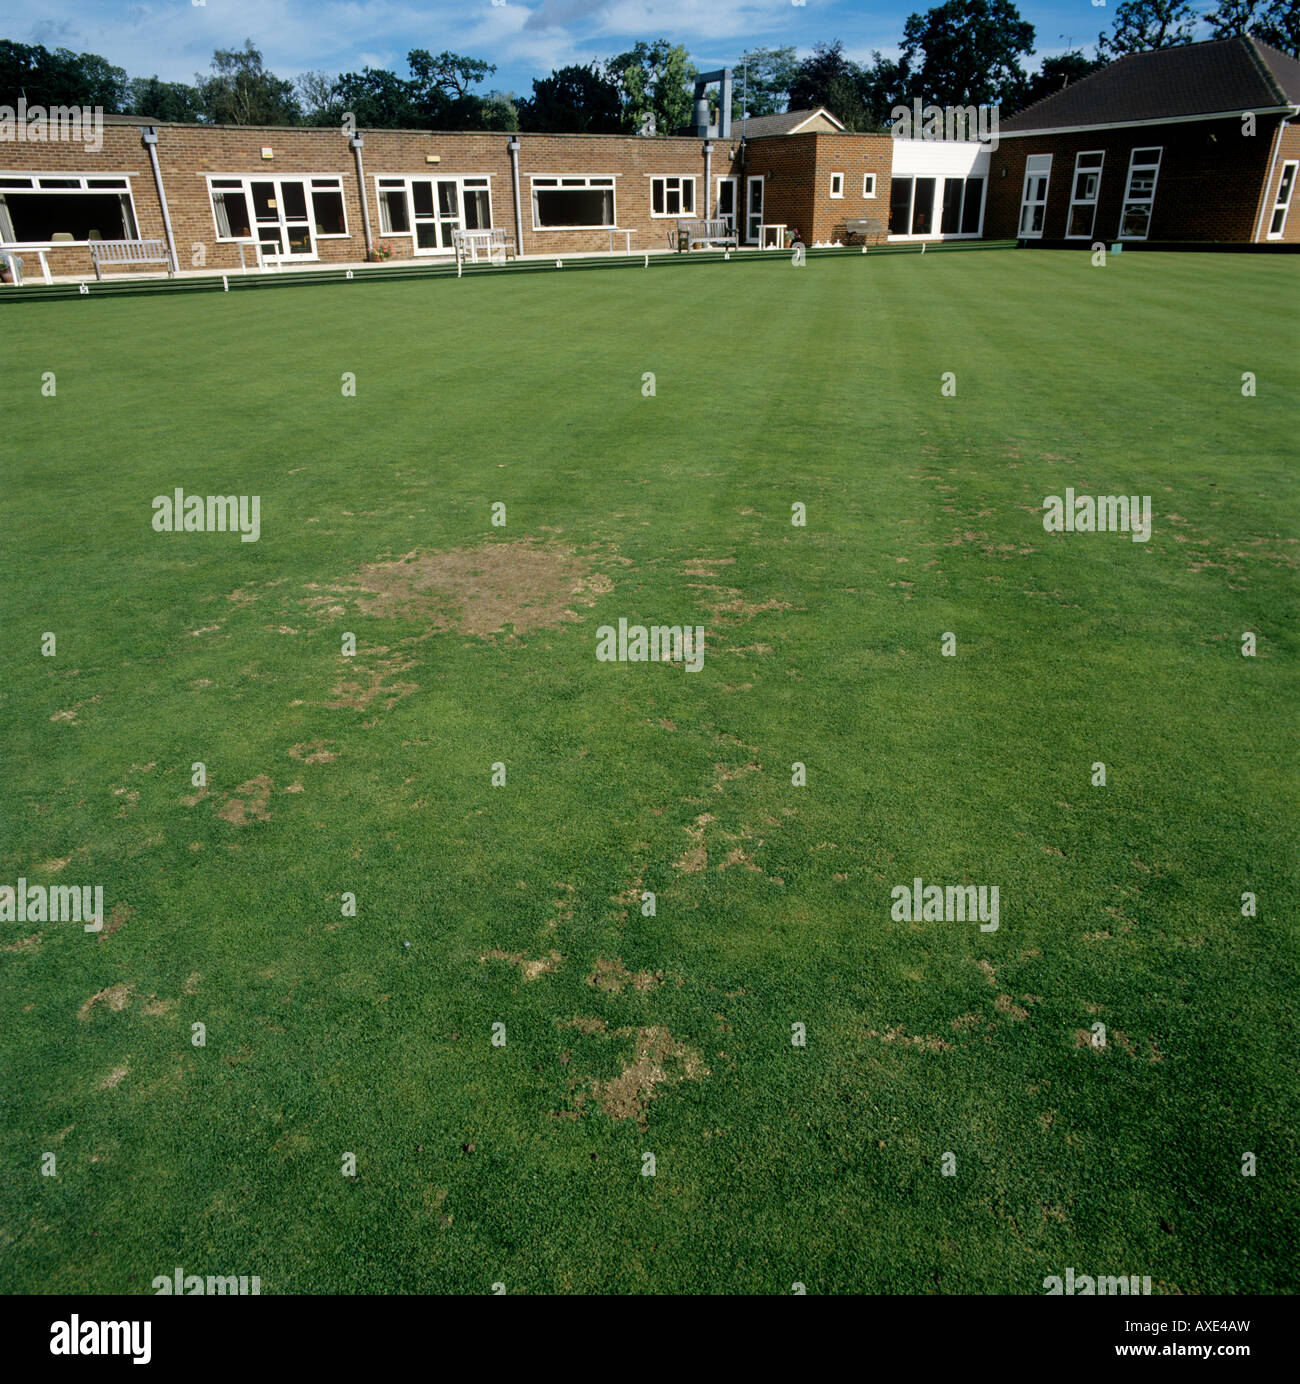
90,239,173,280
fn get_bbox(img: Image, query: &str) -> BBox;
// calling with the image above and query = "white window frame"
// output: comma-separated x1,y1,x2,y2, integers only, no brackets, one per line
530,175,617,231
862,173,877,198
1118,147,1161,242
830,171,845,198
1267,159,1297,240
715,175,738,231
1018,154,1052,239
206,174,350,259
0,172,140,247
648,174,695,218
933,175,986,239
1065,151,1104,240
373,174,494,253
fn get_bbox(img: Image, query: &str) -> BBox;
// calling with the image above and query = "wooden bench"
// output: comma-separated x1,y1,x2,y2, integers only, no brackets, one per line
675,218,737,252
91,239,173,280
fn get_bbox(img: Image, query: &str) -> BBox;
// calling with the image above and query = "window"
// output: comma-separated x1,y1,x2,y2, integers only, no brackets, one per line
863,173,876,198
377,179,409,234
830,171,845,198
1018,154,1052,237
911,177,936,234
0,173,139,245
1066,151,1104,239
310,178,347,236
889,177,913,235
960,177,984,234
650,175,694,217
532,176,616,228
1119,147,1161,240
1267,160,1296,239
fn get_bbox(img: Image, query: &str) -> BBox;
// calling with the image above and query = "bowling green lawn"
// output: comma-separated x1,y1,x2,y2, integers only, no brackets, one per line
1,247,1296,1294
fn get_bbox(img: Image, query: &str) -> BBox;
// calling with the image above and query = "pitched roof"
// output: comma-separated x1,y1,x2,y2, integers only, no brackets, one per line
740,106,845,138
1002,35,1300,135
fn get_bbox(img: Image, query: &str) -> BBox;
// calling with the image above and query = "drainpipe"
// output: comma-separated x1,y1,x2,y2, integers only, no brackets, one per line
350,134,374,260
508,137,524,257
139,127,178,273
1253,107,1298,243
703,140,713,220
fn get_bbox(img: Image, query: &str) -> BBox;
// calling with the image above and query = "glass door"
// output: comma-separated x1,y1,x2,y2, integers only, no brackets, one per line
410,180,440,252
437,179,461,249
1019,155,1051,238
745,175,763,244
716,177,737,232
250,179,316,262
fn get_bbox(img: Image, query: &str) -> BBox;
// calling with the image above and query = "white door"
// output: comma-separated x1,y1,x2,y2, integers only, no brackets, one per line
745,175,764,244
716,177,737,232
1018,155,1051,238
251,179,316,262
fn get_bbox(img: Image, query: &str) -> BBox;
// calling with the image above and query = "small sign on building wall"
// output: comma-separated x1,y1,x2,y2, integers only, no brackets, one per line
261,147,273,160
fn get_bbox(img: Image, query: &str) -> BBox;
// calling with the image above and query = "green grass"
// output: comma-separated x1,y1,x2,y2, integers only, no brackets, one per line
1,248,1296,1295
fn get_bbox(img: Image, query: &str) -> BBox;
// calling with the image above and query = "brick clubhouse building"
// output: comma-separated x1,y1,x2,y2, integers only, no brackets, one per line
1,35,1296,282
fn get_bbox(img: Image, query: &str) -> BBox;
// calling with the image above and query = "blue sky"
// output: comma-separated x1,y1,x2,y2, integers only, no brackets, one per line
1,0,1218,94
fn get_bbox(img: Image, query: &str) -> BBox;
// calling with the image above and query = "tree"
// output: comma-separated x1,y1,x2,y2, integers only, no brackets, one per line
899,0,1036,107
518,64,623,133
1097,1,1198,59
0,40,127,110
478,91,520,132
1208,0,1300,56
127,75,203,123
1015,50,1107,112
331,66,421,128
732,46,798,120
196,40,300,125
296,70,343,125
785,40,888,132
606,40,695,134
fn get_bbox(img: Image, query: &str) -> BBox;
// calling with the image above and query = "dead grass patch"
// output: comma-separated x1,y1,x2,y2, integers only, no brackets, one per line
289,741,338,764
586,957,662,994
79,983,133,1021
346,541,611,636
218,776,273,825
98,1065,130,1091
480,949,563,982
567,1025,709,1129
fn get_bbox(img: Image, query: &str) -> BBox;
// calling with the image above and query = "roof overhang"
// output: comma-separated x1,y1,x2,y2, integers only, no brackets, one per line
999,104,1299,139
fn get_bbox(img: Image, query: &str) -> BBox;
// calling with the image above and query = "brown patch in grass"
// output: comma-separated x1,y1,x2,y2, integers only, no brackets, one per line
867,1025,953,1053
79,983,133,1020
3,934,41,953
326,653,418,713
289,741,338,764
673,813,713,872
995,994,1029,1021
218,775,273,825
572,1025,709,1129
560,1015,608,1035
586,957,662,994
346,541,609,636
141,996,176,1017
98,1065,130,1090
183,972,201,995
99,902,133,939
481,949,562,982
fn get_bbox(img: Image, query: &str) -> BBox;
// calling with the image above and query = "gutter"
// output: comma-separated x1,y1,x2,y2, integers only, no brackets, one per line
508,137,524,257
139,127,178,273
350,134,374,259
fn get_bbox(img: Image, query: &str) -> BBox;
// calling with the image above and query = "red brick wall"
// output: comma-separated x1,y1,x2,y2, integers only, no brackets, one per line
739,132,892,245
1258,119,1300,243
984,116,1284,243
